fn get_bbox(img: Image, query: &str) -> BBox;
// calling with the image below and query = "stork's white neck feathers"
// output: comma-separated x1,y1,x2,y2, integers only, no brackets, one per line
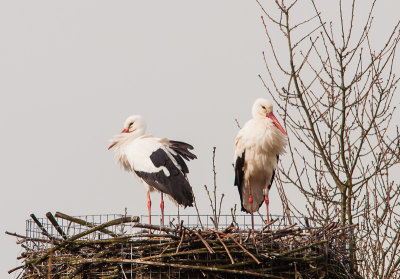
109,115,147,171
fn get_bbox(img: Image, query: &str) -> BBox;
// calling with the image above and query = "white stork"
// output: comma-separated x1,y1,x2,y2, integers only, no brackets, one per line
108,115,196,230
234,98,287,230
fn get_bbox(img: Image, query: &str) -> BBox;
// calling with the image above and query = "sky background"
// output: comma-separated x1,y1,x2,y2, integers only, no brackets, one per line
1,1,399,277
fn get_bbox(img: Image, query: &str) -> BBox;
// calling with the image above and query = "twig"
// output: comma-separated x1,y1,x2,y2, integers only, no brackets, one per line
46,212,67,239
215,232,235,264
262,218,279,231
47,240,53,279
219,231,261,264
55,212,119,237
159,244,170,256
193,195,204,230
192,229,215,254
235,118,242,129
120,264,128,279
30,214,58,242
7,265,24,274
231,204,239,229
176,229,185,253
131,223,176,234
279,240,328,256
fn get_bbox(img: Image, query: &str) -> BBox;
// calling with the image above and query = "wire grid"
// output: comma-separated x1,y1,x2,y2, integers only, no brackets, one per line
25,214,126,250
140,213,300,230
26,213,301,243
24,214,352,278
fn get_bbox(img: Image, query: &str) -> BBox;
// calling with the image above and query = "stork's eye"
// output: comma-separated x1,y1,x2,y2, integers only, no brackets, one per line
129,122,134,127
261,106,266,109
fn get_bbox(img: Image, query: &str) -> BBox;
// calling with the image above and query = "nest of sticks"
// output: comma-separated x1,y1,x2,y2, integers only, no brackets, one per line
7,212,359,279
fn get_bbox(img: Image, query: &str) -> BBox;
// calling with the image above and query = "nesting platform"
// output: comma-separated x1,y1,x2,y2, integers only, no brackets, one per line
7,213,358,278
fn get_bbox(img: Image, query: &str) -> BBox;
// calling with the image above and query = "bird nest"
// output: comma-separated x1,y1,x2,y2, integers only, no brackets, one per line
8,212,359,278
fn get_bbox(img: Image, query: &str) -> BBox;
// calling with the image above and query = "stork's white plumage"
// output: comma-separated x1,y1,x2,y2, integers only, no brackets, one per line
234,98,287,230
108,115,196,230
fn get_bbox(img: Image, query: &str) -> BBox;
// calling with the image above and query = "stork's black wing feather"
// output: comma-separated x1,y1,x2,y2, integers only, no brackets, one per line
267,155,279,191
169,140,197,161
134,148,194,207
234,151,246,212
171,153,189,174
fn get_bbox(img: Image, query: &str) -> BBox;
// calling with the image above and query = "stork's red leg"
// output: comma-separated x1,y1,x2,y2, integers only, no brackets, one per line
160,193,165,233
264,194,270,223
248,182,255,232
147,190,152,234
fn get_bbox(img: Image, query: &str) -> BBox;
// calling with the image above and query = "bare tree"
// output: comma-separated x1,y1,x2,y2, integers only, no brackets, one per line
257,0,400,276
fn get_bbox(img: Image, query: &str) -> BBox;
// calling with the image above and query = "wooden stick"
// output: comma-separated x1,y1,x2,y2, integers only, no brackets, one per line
176,229,185,253
192,229,215,254
6,231,28,239
262,218,279,231
133,233,179,239
216,260,254,269
74,236,132,245
30,214,59,242
279,240,328,257
120,264,128,279
47,240,53,279
131,222,177,234
66,265,86,279
6,231,54,246
159,244,170,256
7,265,24,274
135,247,212,261
218,231,260,264
215,232,235,264
277,255,325,262
46,212,67,239
54,212,120,237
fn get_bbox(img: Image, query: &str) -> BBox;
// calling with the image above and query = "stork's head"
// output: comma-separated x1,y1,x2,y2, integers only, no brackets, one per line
122,115,147,134
252,98,287,136
108,115,147,150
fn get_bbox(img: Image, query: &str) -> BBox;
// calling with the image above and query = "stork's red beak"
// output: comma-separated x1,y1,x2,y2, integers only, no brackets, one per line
267,112,287,136
107,129,129,150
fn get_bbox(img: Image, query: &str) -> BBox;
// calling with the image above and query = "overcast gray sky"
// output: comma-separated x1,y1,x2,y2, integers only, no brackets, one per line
1,1,399,277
